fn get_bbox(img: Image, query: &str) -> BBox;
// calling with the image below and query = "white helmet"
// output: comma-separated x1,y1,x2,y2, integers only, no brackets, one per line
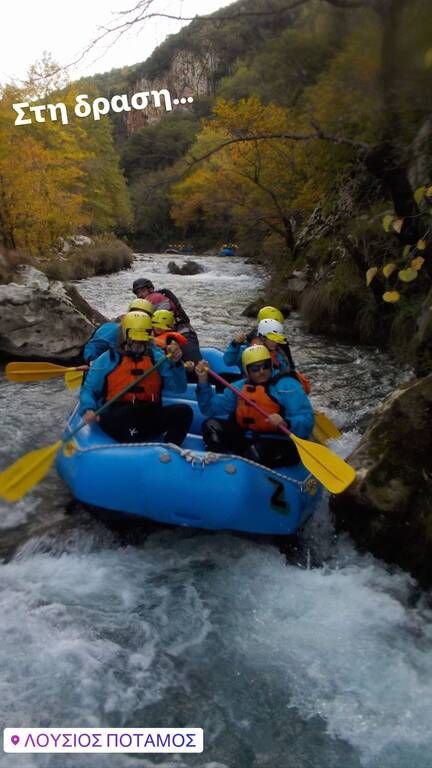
257,318,287,344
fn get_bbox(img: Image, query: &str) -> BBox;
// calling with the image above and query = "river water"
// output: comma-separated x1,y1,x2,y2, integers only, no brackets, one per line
0,254,431,768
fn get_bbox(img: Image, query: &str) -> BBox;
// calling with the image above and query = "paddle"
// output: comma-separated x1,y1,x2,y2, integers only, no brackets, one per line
64,370,85,390
313,411,342,443
0,355,169,503
5,361,89,383
205,368,355,495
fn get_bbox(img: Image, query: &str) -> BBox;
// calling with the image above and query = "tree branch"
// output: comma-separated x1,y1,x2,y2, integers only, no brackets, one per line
70,0,376,73
187,131,369,168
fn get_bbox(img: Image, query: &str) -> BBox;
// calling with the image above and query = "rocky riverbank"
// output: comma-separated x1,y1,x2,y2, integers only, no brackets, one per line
0,267,104,362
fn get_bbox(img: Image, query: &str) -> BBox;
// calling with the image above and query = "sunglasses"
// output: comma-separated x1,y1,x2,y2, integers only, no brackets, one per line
248,360,272,373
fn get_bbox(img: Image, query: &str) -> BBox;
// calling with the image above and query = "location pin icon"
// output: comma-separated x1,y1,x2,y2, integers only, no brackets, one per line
11,735,20,746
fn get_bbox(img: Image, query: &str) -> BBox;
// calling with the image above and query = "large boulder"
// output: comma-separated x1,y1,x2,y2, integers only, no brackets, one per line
242,298,292,318
0,267,106,361
331,374,432,586
167,260,204,275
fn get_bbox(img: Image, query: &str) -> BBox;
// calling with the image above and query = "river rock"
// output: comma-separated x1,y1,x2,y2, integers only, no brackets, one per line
0,267,105,361
242,298,292,318
286,270,309,294
59,235,93,253
331,374,432,586
167,260,204,275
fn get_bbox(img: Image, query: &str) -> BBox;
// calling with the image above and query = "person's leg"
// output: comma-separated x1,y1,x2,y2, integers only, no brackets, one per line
99,404,151,443
158,404,193,445
250,437,300,468
100,403,192,445
202,418,248,455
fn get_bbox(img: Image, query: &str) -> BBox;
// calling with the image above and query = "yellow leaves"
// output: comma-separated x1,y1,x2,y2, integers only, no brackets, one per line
173,96,320,240
415,186,432,209
366,240,426,306
382,263,396,278
424,49,432,69
411,256,425,271
398,268,418,283
382,214,393,232
416,239,427,250
212,97,288,140
382,214,403,234
0,77,131,251
383,291,400,303
414,186,426,205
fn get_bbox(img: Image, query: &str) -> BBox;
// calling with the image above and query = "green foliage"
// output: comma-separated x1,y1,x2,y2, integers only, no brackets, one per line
301,256,376,341
133,0,300,84
218,26,333,106
121,113,198,182
130,166,183,247
78,109,132,232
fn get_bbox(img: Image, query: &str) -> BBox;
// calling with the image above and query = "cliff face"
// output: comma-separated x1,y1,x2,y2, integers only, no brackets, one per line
127,48,220,133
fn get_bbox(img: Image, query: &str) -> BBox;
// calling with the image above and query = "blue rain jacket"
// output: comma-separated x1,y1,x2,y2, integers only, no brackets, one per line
196,374,314,438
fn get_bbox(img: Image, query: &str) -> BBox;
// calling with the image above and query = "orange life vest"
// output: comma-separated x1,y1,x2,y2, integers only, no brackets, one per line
153,331,188,348
235,384,282,432
106,354,162,404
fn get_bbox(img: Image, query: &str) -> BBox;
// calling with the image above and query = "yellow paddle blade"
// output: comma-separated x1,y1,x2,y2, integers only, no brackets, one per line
314,411,342,441
64,370,84,389
6,362,70,382
312,423,328,446
291,434,356,495
0,441,62,502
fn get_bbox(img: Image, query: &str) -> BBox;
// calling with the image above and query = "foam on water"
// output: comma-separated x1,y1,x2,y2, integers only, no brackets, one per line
0,253,421,768
0,529,431,767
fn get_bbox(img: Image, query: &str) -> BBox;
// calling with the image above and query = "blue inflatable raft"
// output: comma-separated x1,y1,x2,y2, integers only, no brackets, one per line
56,348,321,535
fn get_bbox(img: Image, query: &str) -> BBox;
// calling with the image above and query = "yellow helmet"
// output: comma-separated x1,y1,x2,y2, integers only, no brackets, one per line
121,311,153,341
242,344,271,369
257,318,287,345
257,305,284,324
152,309,175,330
128,298,154,315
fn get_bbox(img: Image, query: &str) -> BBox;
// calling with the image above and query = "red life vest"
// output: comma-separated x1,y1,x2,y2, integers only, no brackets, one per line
235,384,282,432
153,332,187,348
106,354,162,404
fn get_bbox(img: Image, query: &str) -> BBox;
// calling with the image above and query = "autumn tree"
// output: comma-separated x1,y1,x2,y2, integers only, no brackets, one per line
0,57,132,253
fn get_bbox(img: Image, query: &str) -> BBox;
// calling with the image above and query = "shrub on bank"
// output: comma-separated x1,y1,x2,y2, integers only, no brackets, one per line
0,247,34,284
41,236,133,282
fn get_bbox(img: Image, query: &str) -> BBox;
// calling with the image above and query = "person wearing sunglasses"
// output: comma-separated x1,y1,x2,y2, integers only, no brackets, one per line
223,313,312,395
195,345,314,468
